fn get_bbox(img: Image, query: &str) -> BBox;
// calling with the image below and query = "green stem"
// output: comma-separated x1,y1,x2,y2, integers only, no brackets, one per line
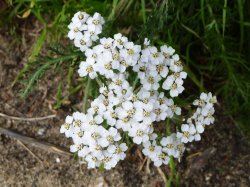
165,157,176,187
132,76,139,91
165,119,177,187
166,118,170,135
83,77,91,113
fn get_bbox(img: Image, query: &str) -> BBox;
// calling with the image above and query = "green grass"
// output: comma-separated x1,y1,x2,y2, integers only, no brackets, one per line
1,0,250,135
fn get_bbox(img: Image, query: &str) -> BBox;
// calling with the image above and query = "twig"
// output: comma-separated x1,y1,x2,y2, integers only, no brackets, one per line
146,157,151,173
0,127,72,157
138,157,147,171
157,167,167,183
0,112,56,121
17,140,43,163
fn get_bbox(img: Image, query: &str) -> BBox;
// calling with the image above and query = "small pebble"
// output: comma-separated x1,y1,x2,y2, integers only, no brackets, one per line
37,128,45,135
225,175,231,180
56,157,60,163
205,173,212,181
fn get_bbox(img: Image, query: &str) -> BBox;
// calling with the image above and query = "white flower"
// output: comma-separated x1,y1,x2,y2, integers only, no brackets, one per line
100,37,114,49
194,134,201,141
149,133,158,141
141,75,161,91
70,144,90,158
71,129,84,145
78,58,97,79
60,115,74,138
155,63,169,78
120,42,141,66
103,109,118,126
142,140,161,160
72,12,89,24
135,89,154,109
96,60,115,79
68,21,86,40
134,101,156,124
140,47,151,62
157,92,167,105
109,74,129,91
72,112,85,129
132,60,148,79
144,38,150,47
148,46,164,65
85,154,100,169
173,139,185,160
83,125,104,146
169,60,183,72
99,127,121,147
177,124,196,143
162,75,185,97
70,143,83,153
196,92,216,106
171,54,180,63
154,101,168,121
116,101,135,119
112,83,133,101
81,114,103,131
128,123,149,144
102,151,117,170
114,33,128,49
74,32,92,51
195,122,205,134
166,99,181,118
88,29,102,41
87,97,107,116
87,12,104,31
115,118,133,132
153,150,170,167
88,45,105,59
203,107,215,125
161,135,176,156
173,71,187,85
107,143,128,161
160,45,175,59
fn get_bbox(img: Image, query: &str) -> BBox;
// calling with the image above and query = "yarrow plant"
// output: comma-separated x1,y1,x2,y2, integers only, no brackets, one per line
60,11,217,170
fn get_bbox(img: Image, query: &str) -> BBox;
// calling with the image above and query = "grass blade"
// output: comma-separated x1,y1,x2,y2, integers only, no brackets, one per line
222,0,227,38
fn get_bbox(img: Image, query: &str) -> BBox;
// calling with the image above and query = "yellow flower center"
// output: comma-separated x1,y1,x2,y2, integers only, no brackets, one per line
171,83,177,90
78,14,84,20
136,129,143,137
156,65,164,72
73,27,80,32
153,52,159,58
91,132,100,140
147,76,155,84
143,110,150,117
63,123,70,130
104,63,112,70
92,19,99,25
80,39,86,45
128,49,134,55
86,66,93,73
74,120,82,127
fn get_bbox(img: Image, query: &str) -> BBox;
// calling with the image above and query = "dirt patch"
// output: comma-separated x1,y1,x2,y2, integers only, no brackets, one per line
0,21,250,187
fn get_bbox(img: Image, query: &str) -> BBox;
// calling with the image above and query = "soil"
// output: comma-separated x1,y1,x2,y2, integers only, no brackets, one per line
0,19,250,187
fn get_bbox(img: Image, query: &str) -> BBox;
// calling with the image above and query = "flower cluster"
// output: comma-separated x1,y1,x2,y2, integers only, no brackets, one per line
68,12,104,52
60,112,127,169
60,11,217,170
